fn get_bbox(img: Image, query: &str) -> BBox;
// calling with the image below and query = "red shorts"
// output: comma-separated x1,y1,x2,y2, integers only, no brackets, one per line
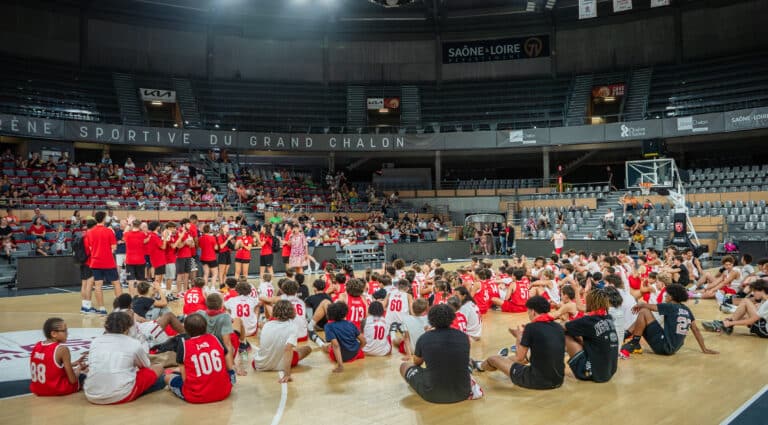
722,287,737,295
116,367,159,404
230,333,240,353
328,348,365,363
291,351,300,367
555,248,563,255
398,340,406,355
501,301,527,313
297,335,308,343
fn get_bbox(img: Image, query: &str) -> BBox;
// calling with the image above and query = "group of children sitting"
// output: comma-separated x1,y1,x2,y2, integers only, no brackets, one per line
29,248,768,404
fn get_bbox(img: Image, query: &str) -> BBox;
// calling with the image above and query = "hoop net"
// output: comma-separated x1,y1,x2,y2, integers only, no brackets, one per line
639,182,653,196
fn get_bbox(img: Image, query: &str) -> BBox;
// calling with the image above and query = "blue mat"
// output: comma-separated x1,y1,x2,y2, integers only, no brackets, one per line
0,379,31,399
723,385,768,425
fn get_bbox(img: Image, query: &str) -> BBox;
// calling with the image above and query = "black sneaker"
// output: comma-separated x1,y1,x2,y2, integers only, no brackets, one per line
620,340,642,356
722,323,734,335
469,358,484,372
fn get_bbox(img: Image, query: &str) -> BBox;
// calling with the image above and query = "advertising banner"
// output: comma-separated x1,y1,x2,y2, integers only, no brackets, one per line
442,35,550,64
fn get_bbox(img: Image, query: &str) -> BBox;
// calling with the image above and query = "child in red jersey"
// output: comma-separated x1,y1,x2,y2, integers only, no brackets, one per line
331,272,347,302
338,278,369,330
30,318,87,396
433,280,451,306
473,269,503,315
165,313,235,403
447,296,469,335
222,277,239,301
183,278,207,316
502,268,530,313
366,271,382,301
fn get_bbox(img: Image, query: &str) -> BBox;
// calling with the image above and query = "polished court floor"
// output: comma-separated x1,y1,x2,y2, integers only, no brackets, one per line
0,265,765,425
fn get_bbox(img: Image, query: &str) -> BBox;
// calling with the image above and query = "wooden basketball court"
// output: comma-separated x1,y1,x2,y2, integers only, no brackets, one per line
0,262,765,425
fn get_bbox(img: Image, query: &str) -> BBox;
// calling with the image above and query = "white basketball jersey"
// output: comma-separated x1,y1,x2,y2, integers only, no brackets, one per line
386,290,409,325
362,316,391,356
225,295,259,336
281,294,308,340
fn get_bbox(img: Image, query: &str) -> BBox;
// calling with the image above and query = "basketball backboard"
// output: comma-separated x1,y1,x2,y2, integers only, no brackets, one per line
625,158,676,189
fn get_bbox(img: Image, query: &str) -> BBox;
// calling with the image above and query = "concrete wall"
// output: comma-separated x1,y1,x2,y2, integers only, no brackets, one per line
327,40,436,82
213,36,323,81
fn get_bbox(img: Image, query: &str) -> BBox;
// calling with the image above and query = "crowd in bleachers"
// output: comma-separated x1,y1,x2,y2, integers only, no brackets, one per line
0,149,229,211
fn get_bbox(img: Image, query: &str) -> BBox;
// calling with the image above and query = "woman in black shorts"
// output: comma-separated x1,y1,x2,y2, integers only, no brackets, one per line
234,227,254,280
257,224,274,277
216,224,234,284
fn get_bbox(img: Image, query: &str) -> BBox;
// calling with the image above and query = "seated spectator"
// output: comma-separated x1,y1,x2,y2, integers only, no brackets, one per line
642,198,654,211
124,157,135,170
537,212,549,229
606,230,617,240
621,193,639,214
623,214,636,232
101,153,112,165
28,217,47,240
602,208,615,229
67,163,80,178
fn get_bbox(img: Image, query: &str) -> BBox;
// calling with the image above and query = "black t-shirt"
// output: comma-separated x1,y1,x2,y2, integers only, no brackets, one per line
297,284,310,301
306,293,332,326
624,219,636,228
491,225,501,236
519,321,565,388
676,264,690,285
565,314,619,382
0,225,12,237
131,296,156,318
414,328,471,403
657,303,694,353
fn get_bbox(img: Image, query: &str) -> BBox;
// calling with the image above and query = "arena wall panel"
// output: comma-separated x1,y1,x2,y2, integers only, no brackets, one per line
0,5,79,63
87,20,206,76
441,56,551,81
681,0,768,60
212,36,323,81
555,16,675,73
327,40,436,81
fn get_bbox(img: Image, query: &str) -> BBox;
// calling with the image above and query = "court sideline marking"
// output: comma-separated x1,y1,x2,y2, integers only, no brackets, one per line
270,371,288,425
720,384,768,425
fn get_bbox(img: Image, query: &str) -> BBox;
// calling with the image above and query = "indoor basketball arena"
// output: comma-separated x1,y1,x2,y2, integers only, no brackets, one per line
1,0,768,424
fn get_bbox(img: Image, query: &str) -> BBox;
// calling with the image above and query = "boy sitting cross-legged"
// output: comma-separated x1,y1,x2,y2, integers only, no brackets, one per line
620,284,718,357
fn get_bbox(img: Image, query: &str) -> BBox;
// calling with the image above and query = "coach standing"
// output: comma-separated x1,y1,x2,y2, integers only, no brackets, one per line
87,211,122,315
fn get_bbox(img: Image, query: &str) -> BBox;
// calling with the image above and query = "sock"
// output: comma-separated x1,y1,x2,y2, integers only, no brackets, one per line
474,361,484,372
308,319,316,331
310,333,326,347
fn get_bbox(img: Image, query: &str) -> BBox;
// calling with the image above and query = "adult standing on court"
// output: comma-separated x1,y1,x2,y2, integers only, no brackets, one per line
551,227,566,257
257,224,274,277
188,214,200,280
86,211,122,315
280,223,292,269
288,223,308,275
123,219,146,297
399,304,472,403
216,224,234,285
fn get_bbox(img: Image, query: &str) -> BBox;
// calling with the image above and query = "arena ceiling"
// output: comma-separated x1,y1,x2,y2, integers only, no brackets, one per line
22,0,742,34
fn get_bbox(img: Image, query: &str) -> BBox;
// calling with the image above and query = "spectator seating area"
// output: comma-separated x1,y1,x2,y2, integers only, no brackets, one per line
684,164,768,193
193,80,347,132
0,56,120,123
420,78,570,132
646,51,768,118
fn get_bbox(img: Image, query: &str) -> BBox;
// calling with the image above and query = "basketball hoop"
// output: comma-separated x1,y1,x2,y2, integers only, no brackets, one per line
639,182,653,196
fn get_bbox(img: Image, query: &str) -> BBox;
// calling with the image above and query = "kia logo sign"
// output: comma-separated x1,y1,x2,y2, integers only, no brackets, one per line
139,88,176,102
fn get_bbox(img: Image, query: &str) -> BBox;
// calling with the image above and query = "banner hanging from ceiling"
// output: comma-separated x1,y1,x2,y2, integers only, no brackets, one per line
579,0,597,19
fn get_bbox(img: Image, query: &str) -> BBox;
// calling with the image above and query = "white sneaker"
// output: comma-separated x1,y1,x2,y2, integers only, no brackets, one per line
720,304,737,314
714,291,725,305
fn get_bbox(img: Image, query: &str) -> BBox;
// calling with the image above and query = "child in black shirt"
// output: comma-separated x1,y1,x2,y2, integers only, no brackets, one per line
565,288,619,383
621,284,717,356
471,296,565,390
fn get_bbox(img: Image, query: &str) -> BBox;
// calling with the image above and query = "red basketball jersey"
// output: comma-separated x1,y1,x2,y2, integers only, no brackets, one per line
473,279,493,315
451,312,468,333
508,278,530,308
346,295,368,330
183,287,207,315
29,342,79,396
367,280,380,295
181,334,232,403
